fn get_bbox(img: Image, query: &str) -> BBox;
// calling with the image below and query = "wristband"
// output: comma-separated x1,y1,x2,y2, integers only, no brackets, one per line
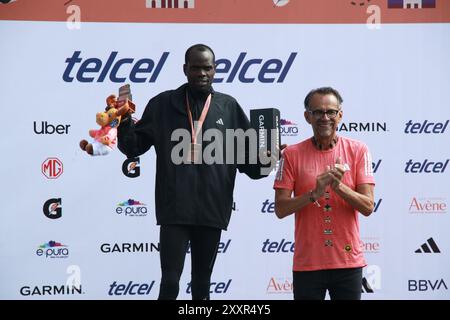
309,190,321,207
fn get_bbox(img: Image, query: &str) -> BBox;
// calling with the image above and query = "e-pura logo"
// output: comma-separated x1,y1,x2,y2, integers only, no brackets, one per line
36,241,69,258
280,119,298,137
116,199,148,217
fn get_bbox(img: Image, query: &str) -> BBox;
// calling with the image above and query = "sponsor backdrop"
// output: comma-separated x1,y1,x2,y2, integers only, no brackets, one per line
1,0,449,299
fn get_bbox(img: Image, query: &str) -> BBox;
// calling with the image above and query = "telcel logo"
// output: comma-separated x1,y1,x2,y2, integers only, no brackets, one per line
187,239,231,254
108,281,155,295
261,199,275,213
62,51,169,83
186,279,232,294
213,52,297,83
405,159,449,173
372,159,382,173
404,120,449,134
262,239,294,253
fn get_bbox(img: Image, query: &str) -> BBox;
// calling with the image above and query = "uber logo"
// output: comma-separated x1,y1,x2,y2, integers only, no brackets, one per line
34,121,70,135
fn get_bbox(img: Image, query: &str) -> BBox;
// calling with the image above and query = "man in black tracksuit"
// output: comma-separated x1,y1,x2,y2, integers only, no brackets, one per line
118,44,269,300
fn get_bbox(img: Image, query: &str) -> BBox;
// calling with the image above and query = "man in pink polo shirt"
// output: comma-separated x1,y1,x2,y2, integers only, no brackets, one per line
273,87,375,300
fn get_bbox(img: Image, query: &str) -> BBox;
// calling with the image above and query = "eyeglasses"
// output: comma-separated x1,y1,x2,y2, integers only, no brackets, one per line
307,109,340,119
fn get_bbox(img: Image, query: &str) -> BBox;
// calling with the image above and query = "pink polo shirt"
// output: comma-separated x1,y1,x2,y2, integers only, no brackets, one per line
273,136,375,271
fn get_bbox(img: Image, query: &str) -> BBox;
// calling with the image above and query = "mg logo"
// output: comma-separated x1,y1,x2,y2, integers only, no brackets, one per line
42,157,63,179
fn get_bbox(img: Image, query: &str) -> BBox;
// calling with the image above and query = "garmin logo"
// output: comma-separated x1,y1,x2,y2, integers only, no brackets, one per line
20,285,83,296
337,122,387,132
258,115,266,149
100,242,159,253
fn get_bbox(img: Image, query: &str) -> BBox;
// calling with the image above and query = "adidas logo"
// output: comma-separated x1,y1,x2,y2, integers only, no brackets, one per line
216,118,224,125
361,277,374,293
415,237,441,253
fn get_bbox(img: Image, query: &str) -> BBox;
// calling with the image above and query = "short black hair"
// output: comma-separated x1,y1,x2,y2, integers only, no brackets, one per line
304,87,344,109
185,44,215,64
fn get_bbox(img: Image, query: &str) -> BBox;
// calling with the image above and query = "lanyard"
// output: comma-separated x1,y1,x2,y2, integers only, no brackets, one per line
185,92,212,144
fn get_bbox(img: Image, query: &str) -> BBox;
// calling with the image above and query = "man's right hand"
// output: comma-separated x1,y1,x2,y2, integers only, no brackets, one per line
313,166,333,198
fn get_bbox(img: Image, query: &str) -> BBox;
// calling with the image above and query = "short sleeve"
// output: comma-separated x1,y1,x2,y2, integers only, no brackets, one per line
273,148,296,191
355,143,376,186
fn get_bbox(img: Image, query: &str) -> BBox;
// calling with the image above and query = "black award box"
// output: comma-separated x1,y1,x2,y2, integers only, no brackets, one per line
250,108,281,160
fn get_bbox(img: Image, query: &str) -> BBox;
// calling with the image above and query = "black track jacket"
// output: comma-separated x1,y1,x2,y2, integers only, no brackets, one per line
118,84,266,230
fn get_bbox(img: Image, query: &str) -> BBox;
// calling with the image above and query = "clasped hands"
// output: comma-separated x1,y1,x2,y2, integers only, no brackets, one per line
313,157,348,199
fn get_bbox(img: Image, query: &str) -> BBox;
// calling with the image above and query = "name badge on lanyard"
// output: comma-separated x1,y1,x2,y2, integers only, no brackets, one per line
185,92,212,163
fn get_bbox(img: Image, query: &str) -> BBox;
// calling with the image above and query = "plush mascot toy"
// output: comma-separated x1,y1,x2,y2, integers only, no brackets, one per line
80,85,135,156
